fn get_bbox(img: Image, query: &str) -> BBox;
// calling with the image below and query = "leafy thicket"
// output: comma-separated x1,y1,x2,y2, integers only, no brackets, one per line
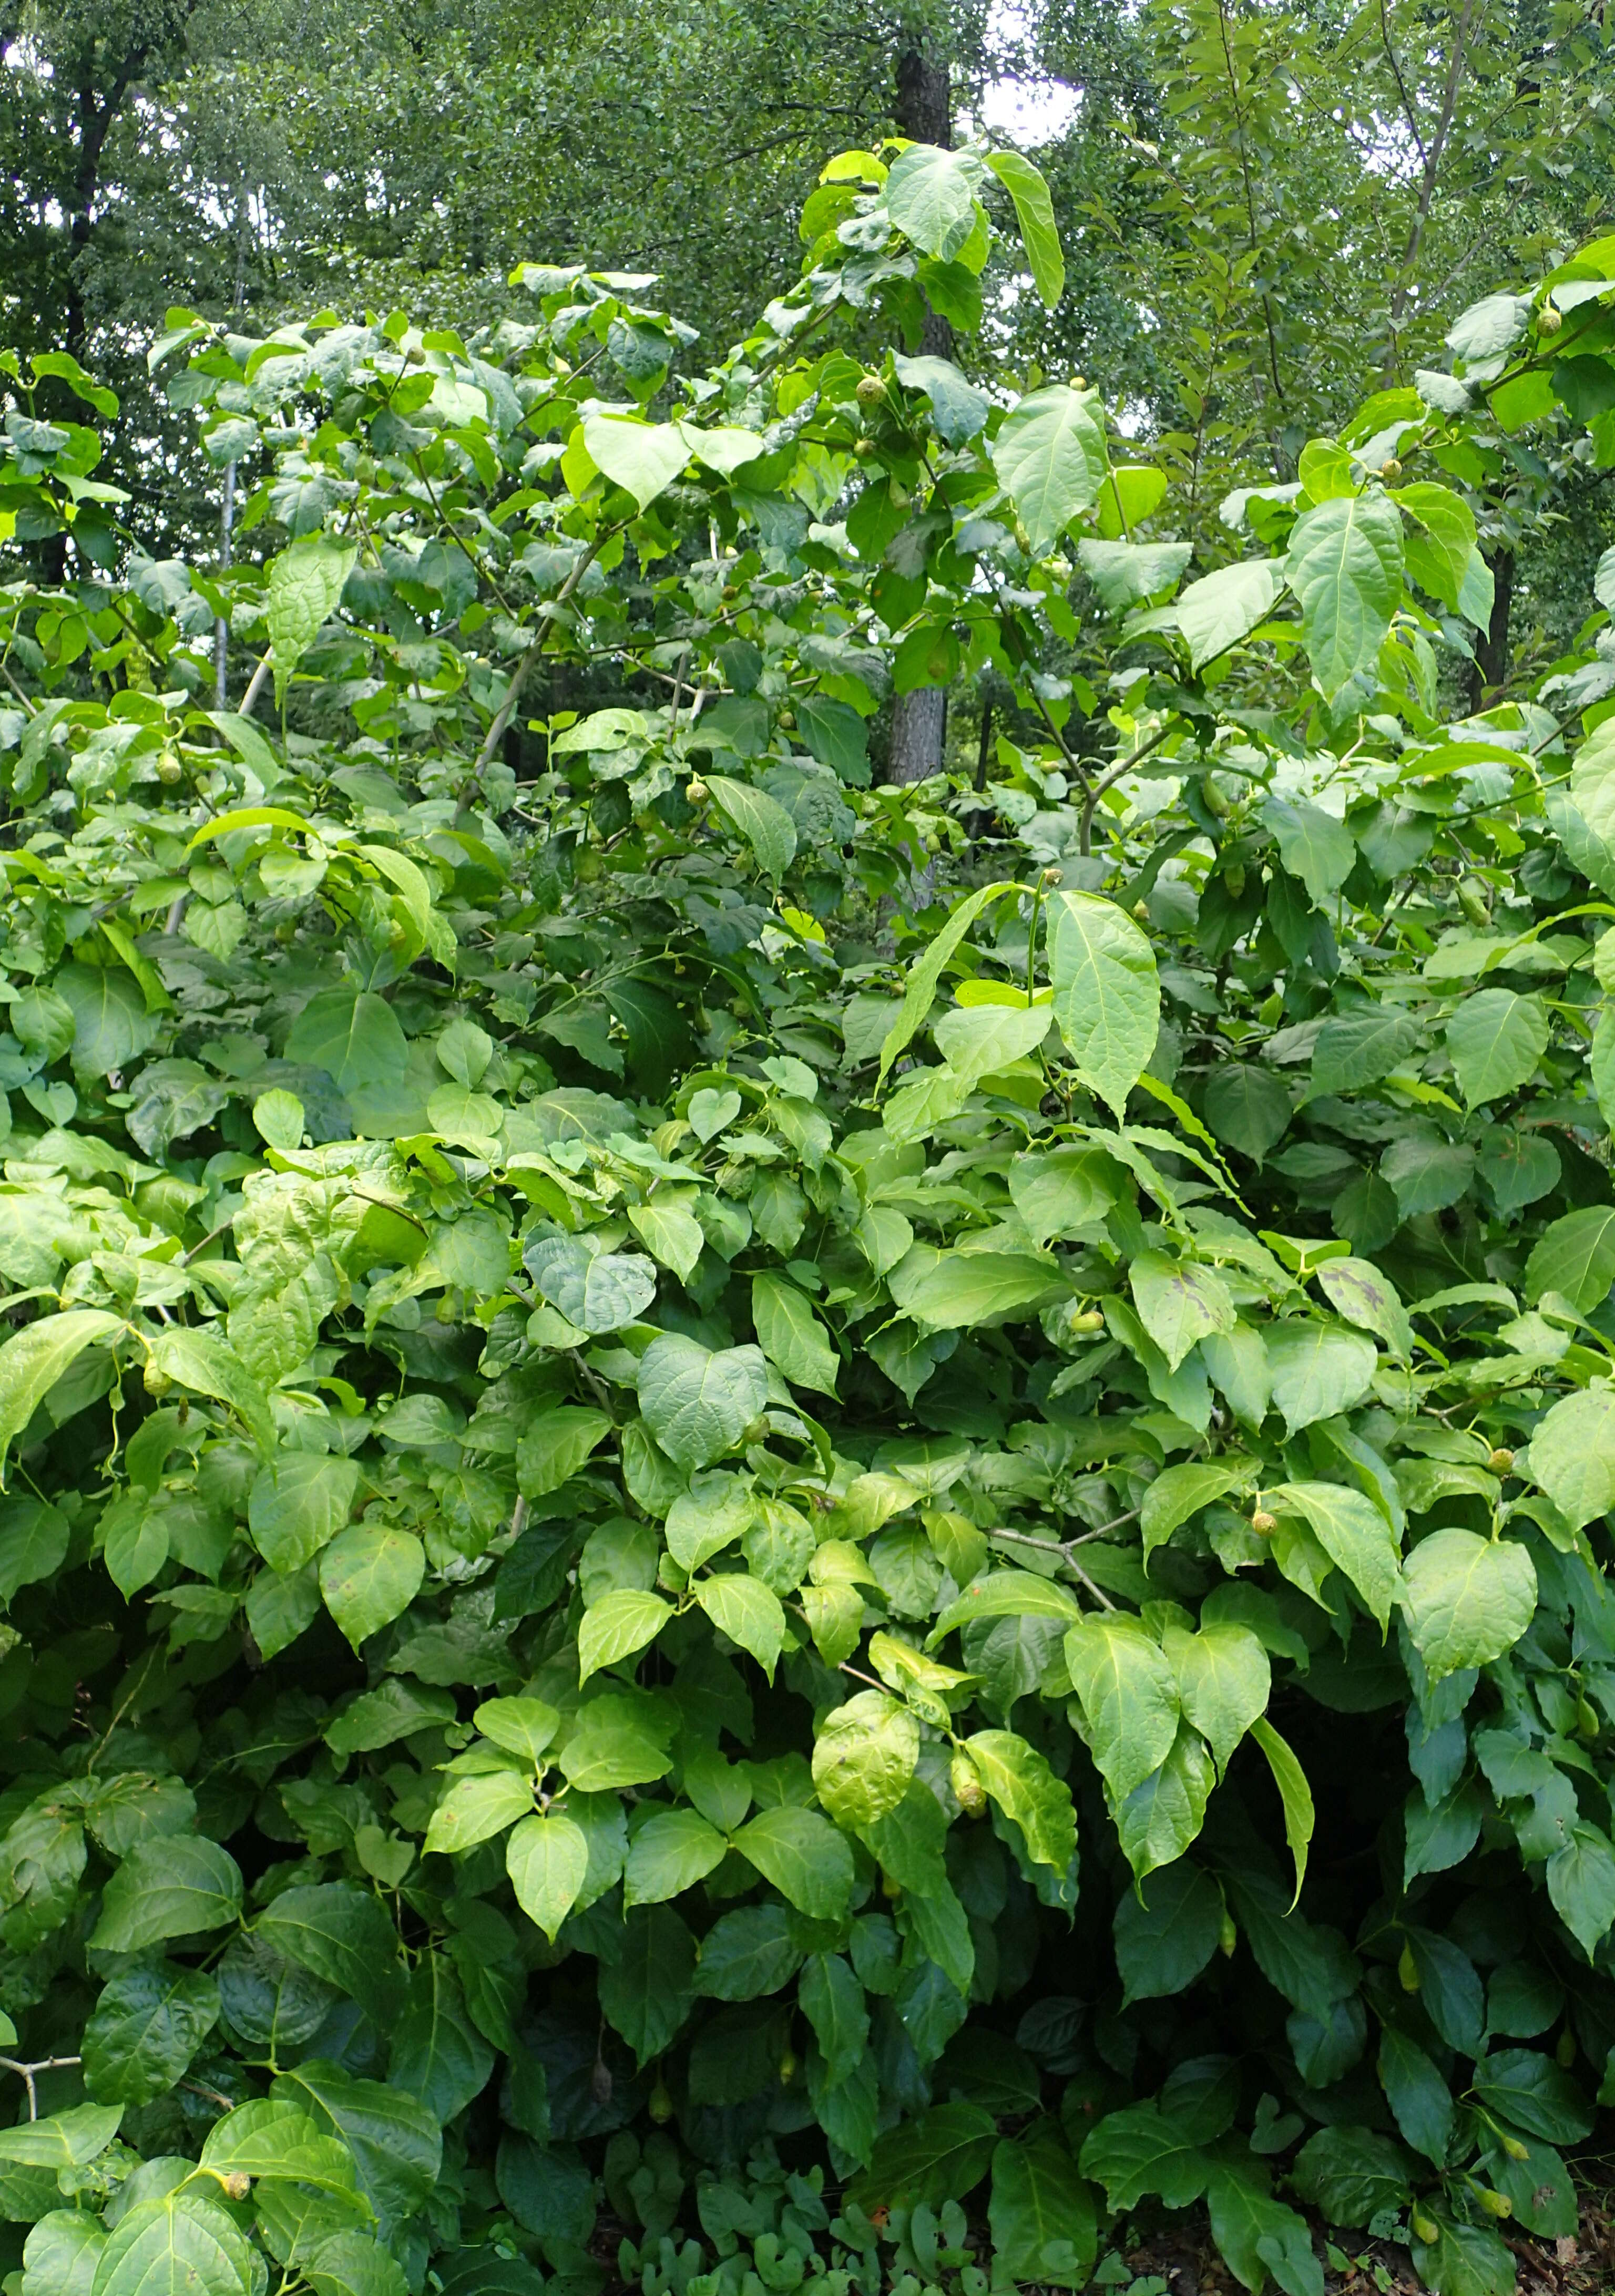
4,133,1615,2296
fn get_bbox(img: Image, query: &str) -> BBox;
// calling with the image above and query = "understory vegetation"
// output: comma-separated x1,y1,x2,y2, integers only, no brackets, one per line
3,111,1615,2296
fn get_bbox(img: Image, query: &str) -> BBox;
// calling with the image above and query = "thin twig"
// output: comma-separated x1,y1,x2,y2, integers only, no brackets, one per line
182,1219,235,1265
239,652,272,717
0,2056,80,2120
1385,0,1479,357
452,532,612,825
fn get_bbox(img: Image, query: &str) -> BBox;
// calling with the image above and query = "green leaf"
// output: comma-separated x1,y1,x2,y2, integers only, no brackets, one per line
964,1730,1076,1869
286,988,408,1096
1311,1009,1422,1095
852,2102,998,2210
1202,1063,1291,1164
578,1587,671,1683
1048,890,1160,1116
931,1569,1082,1644
1409,2215,1514,2296
597,1904,697,2062
1205,2167,1324,2296
424,1771,534,1857
1065,1615,1181,1801
885,145,980,262
799,1950,868,2088
267,536,358,704
1290,2126,1412,2229
580,412,688,510
1249,1716,1314,1907
21,2211,105,2296
1525,1206,1615,1315
733,1807,853,1919
245,1563,321,1662
270,2061,441,2235
984,152,1065,306
473,1697,561,1767
1130,1251,1236,1371
1176,560,1285,670
248,1453,360,1574
90,2191,253,2296
1114,1861,1222,2005
1141,1463,1253,1563
1526,1383,1615,1526
255,1884,405,2025
1078,538,1192,613
505,1812,589,1941
990,386,1107,555
704,776,798,879
637,1335,768,1468
1446,988,1549,1107
88,1836,242,1950
1116,1721,1215,1881
319,1523,425,1651
1265,1324,1378,1434
1394,481,1477,610
876,879,1014,1089
325,1682,456,1759
627,1200,704,1283
0,1310,121,1473
696,1904,803,2001
82,1962,219,2107
524,1236,656,1333
0,1497,69,1603
1315,1257,1412,1359
557,1708,672,1792
812,1690,920,1828
391,1957,495,2125
1261,795,1357,907
795,695,870,778
1007,1146,1116,1243
1078,2103,1210,2210
887,1244,1065,1329
988,2125,1095,2288
623,1809,728,1907
0,2106,123,2168
1161,1623,1270,1777
1401,1529,1537,1682
1284,490,1403,698
55,963,158,1077
696,1573,785,1674
1272,1481,1402,1628
145,1326,273,1450
1547,1823,1615,1960
1472,2047,1592,2144
199,2098,360,2191
751,1272,837,1395
513,1406,612,1499
662,1473,750,1573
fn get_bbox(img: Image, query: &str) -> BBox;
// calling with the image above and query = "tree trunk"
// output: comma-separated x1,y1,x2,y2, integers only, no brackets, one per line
1467,547,1514,712
886,33,953,785
888,687,947,785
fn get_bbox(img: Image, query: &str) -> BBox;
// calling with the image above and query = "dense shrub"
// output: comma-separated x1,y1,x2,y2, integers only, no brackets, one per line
1,141,1615,2296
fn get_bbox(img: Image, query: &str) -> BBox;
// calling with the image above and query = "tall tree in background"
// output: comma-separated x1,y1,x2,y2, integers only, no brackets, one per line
1,0,1610,690
887,13,958,787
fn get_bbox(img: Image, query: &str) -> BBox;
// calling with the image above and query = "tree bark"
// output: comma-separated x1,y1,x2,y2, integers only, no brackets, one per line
886,32,952,784
1467,547,1513,712
888,687,947,785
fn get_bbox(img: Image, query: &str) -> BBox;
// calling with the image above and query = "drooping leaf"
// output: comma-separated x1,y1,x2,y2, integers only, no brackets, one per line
1047,891,1160,1117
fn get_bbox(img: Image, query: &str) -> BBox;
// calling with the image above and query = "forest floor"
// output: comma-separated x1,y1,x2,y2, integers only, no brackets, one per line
1112,2189,1615,2296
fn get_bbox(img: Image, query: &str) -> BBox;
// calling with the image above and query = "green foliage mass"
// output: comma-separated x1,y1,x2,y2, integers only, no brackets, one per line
4,127,1615,2296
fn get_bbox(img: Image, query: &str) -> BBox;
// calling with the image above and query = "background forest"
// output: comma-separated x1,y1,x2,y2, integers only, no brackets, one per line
3,12,1615,2296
